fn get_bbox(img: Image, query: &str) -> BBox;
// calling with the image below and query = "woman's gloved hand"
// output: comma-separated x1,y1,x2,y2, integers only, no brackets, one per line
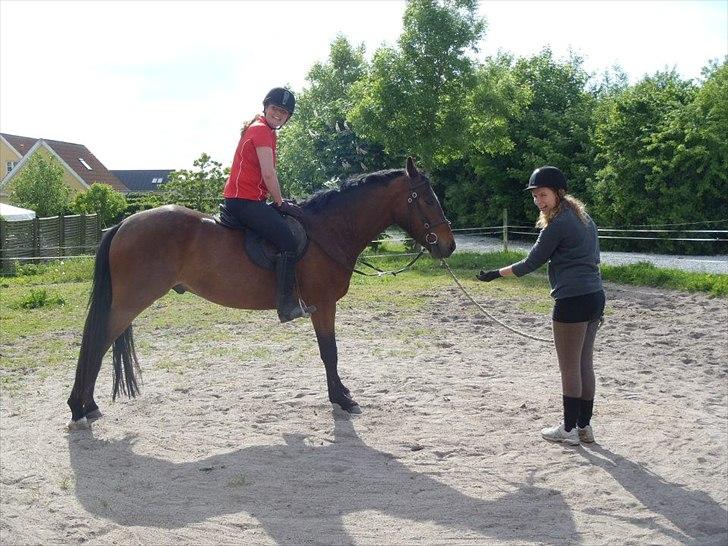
476,269,501,282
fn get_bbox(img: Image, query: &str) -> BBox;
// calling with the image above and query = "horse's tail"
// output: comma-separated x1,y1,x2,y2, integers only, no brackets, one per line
72,223,139,408
111,321,140,400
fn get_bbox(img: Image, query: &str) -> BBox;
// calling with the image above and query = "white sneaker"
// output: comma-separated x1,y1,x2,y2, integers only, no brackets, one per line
541,424,580,446
577,425,594,443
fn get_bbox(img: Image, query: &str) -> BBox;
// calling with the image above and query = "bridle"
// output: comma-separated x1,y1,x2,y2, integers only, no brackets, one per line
406,175,451,247
354,173,451,277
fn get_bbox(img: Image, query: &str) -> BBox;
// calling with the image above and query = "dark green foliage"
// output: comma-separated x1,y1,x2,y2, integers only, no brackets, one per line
70,184,127,227
349,0,485,170
158,153,228,214
457,49,596,228
591,62,728,252
277,35,389,197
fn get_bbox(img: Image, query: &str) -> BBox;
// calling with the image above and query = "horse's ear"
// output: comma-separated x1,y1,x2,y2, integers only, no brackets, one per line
406,156,418,178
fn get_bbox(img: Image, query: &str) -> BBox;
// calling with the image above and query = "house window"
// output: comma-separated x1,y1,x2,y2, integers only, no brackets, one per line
6,161,17,175
152,177,163,185
78,158,92,170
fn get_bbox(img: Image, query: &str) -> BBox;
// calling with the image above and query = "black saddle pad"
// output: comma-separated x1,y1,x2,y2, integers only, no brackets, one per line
215,204,308,270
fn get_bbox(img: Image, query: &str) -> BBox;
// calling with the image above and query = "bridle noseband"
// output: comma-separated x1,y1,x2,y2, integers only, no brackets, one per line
406,176,450,247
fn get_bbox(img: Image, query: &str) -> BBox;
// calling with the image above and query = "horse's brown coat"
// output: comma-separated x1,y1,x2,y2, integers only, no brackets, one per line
67,158,455,422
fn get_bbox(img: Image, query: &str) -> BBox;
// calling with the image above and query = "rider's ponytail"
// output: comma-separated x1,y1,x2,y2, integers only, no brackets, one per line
240,115,258,136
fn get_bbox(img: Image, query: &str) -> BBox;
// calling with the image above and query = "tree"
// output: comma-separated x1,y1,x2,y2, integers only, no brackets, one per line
71,183,127,227
592,70,697,227
8,154,71,217
442,53,532,226
159,153,228,213
277,35,386,197
451,49,596,228
349,0,485,171
592,62,727,252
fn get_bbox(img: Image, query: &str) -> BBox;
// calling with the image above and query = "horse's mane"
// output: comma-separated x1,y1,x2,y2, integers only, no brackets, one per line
300,169,405,214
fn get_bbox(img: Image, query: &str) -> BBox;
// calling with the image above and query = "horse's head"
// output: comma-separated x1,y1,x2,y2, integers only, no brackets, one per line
397,157,456,259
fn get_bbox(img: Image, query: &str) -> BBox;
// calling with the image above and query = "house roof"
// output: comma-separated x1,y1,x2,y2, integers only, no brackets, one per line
0,133,128,193
111,170,174,192
2,133,38,157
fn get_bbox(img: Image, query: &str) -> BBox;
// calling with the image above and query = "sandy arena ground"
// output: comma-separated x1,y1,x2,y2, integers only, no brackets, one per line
1,281,727,545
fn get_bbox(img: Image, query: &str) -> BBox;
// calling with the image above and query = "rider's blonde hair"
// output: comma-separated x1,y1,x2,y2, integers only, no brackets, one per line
536,189,589,228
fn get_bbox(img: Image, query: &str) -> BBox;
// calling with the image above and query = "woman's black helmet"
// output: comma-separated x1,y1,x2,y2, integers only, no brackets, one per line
263,87,295,116
524,166,567,191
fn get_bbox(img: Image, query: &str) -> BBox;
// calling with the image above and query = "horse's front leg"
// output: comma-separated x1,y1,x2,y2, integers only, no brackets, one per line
311,302,360,413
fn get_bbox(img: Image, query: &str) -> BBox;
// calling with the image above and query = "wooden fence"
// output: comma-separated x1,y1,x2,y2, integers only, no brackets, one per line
0,214,100,272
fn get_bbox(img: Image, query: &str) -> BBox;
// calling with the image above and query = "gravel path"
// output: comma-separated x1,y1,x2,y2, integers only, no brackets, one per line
454,233,728,275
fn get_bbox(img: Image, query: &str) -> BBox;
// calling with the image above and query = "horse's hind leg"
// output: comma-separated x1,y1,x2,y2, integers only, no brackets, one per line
69,293,165,429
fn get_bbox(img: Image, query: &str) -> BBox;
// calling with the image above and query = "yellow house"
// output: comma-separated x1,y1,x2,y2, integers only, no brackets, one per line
0,133,128,204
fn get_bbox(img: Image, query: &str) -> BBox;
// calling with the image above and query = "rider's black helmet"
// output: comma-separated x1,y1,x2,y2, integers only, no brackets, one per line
524,166,567,191
263,87,296,116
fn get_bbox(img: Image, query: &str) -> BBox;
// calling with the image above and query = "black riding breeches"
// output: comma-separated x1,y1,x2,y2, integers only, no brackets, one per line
223,198,296,253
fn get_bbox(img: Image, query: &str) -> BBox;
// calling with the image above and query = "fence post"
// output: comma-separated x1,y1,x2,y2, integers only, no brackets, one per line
0,219,5,273
59,214,65,258
80,214,86,253
502,208,509,253
32,217,40,260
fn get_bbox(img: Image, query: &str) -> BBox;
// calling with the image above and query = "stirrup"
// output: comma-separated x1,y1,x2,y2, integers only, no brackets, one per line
278,302,317,323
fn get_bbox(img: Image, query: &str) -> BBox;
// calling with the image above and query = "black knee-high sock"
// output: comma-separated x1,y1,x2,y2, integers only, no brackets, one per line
563,396,581,432
578,398,594,428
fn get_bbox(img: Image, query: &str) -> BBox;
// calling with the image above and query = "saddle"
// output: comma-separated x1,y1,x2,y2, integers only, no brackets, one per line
216,204,309,270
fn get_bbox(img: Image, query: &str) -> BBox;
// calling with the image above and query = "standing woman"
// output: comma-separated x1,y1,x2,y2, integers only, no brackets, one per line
477,166,605,446
223,87,316,322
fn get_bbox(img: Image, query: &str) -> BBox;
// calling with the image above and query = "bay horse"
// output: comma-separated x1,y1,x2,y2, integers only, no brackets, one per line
67,157,455,428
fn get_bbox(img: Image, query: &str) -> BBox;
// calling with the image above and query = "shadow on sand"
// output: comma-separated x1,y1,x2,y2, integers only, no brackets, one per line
579,445,727,544
68,413,579,544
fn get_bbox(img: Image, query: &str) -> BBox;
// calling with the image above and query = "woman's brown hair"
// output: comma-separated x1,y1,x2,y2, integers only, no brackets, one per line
240,115,258,135
536,189,589,228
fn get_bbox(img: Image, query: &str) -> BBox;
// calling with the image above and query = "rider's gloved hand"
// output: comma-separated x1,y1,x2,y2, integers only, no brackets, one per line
476,269,501,282
277,199,303,216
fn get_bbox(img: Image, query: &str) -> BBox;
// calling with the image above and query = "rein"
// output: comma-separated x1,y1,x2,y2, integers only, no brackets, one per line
354,248,425,277
439,258,552,343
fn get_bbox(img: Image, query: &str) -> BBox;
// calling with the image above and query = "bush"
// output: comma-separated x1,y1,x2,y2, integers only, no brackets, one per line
14,288,65,309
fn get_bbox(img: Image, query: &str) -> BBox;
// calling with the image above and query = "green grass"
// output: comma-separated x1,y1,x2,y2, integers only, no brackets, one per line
1,257,95,285
600,261,727,297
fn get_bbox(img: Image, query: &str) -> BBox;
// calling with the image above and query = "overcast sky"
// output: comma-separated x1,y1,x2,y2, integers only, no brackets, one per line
1,0,725,171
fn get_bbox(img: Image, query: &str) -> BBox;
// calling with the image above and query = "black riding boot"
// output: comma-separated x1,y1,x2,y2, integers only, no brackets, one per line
275,251,316,323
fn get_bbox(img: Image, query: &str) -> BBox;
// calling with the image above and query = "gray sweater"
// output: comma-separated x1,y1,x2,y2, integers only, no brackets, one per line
511,207,603,299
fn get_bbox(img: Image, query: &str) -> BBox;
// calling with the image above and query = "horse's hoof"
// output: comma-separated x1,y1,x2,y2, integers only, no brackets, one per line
85,409,103,422
332,402,362,415
66,417,89,431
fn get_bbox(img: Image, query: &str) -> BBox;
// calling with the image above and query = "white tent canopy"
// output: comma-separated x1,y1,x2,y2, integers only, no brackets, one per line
0,203,36,221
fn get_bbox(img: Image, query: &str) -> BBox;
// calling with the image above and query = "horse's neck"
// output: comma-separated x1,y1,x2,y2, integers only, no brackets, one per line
320,184,403,258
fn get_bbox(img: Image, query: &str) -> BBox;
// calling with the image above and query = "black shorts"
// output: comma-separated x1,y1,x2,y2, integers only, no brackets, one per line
553,290,605,323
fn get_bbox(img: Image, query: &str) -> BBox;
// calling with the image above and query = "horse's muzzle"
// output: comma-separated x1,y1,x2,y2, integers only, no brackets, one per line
429,239,456,259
